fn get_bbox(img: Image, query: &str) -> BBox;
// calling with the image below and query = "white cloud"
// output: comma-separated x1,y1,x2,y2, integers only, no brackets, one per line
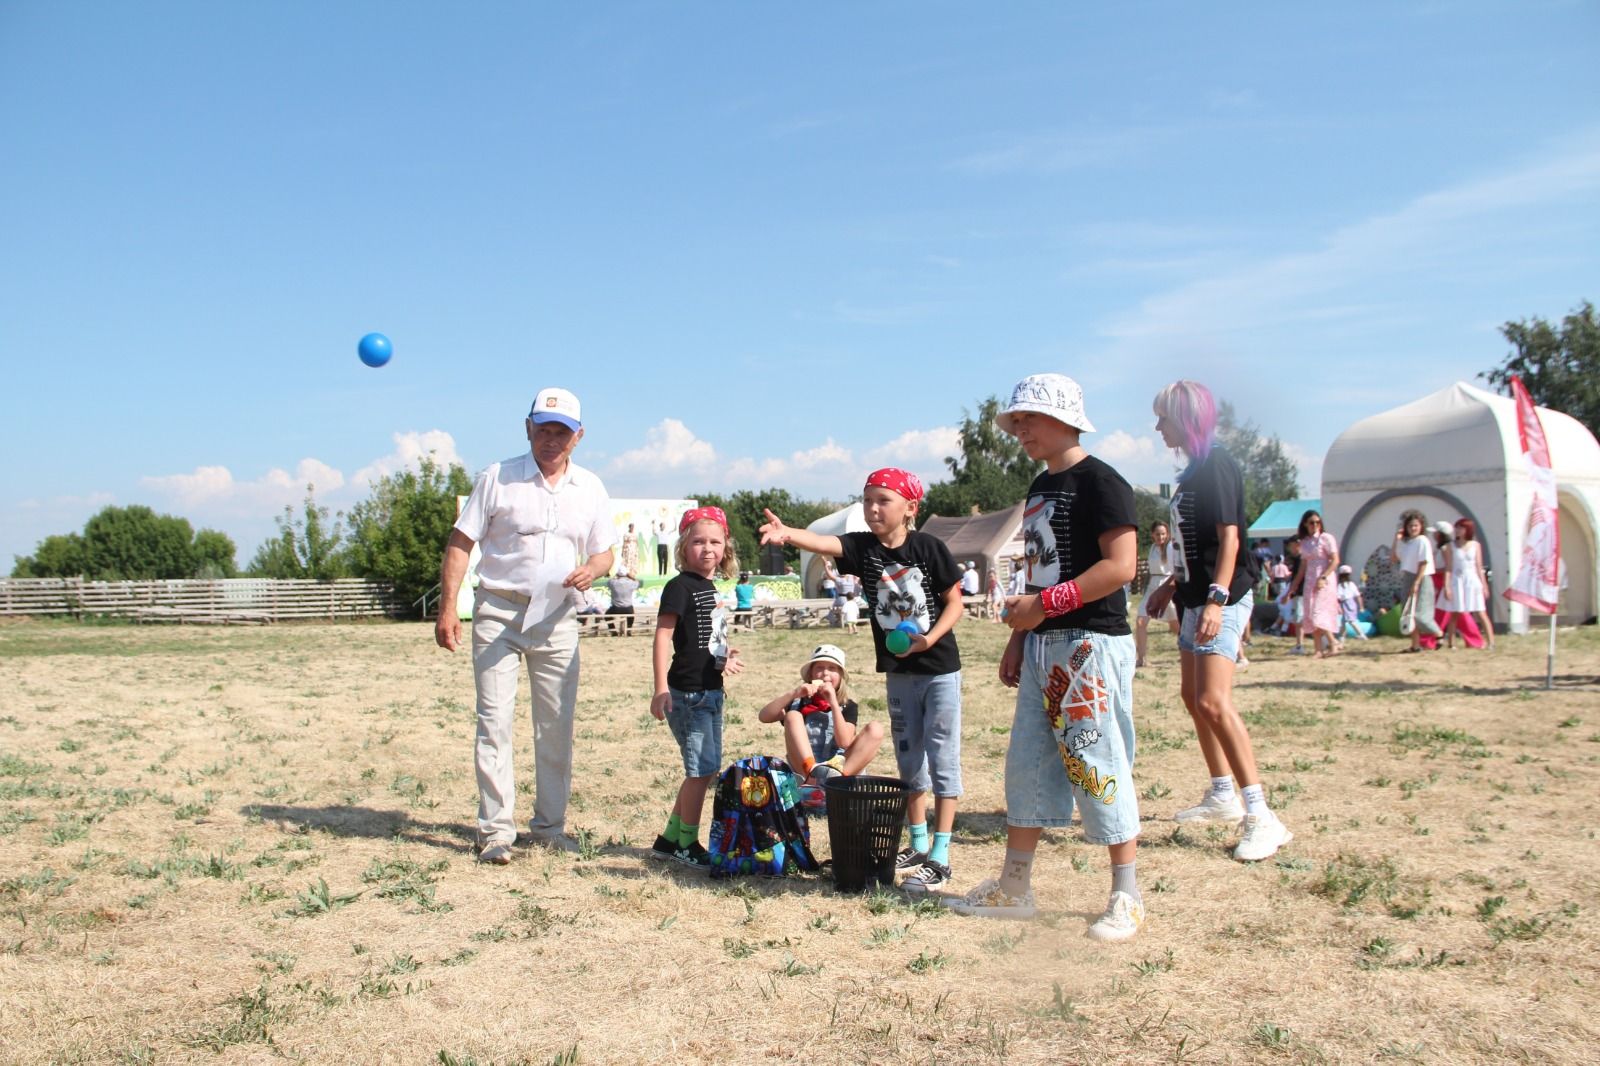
1096,430,1162,465
864,427,960,470
352,430,463,486
607,419,719,477
142,459,344,509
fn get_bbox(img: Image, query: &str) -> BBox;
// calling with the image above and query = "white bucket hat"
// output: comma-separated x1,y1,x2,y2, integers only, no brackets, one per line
996,373,1095,434
801,643,848,682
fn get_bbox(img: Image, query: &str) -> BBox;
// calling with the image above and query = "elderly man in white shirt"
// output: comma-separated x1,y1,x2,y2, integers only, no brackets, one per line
435,387,617,864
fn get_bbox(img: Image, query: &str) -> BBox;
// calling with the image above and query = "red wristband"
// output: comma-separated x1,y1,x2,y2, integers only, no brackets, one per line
1040,580,1082,617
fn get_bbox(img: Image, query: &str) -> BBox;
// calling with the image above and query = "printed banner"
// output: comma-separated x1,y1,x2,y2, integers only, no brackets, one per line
1503,376,1561,615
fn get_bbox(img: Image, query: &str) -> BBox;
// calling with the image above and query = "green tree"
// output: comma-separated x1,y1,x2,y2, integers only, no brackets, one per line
691,488,841,572
81,505,196,580
923,396,1042,518
11,533,88,578
1216,401,1301,526
345,457,474,609
1483,300,1599,439
247,488,347,580
191,529,238,578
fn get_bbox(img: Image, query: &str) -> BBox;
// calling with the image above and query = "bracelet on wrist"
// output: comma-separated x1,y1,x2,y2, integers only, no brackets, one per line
1040,579,1083,617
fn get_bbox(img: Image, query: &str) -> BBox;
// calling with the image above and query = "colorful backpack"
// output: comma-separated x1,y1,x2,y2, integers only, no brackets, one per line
706,755,820,879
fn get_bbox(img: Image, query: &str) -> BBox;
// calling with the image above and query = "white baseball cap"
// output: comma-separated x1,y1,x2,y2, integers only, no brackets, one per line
801,643,848,682
530,387,581,431
996,373,1095,434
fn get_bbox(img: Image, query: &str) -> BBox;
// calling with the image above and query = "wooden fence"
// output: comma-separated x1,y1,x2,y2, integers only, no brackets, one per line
0,578,405,624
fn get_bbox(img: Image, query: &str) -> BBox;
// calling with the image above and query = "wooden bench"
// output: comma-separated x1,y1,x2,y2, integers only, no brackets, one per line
577,609,659,636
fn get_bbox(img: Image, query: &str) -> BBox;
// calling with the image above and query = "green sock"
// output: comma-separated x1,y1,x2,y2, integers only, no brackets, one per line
928,831,952,866
663,813,682,842
678,821,699,847
909,822,930,854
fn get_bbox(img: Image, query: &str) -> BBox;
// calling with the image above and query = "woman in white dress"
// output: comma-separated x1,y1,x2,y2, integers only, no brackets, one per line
1135,520,1180,667
1441,518,1494,650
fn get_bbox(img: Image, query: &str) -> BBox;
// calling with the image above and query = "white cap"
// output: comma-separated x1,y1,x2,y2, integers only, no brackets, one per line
996,373,1094,434
530,387,581,431
1433,520,1454,536
801,643,847,682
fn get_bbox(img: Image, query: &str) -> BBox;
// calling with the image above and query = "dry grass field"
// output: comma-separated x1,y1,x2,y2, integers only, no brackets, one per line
1,615,1597,1065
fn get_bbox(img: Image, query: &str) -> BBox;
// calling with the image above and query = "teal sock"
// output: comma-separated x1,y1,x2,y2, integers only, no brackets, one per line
928,832,952,866
908,822,930,855
663,813,682,841
678,821,699,847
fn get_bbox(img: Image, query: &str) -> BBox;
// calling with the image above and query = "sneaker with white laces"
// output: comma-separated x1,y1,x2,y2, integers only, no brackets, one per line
942,878,1037,920
894,846,928,871
476,842,512,866
1232,811,1292,862
1173,791,1245,824
900,859,951,893
1086,891,1144,942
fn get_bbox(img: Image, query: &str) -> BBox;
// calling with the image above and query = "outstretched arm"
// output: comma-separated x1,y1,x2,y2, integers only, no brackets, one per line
758,509,843,557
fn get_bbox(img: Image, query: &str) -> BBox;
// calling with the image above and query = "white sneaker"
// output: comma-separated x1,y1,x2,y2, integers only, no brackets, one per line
1173,791,1245,824
1086,891,1144,942
943,878,1037,920
1232,811,1292,862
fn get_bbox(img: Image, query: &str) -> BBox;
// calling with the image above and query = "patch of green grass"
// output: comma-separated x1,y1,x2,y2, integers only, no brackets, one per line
906,949,947,974
1243,701,1322,730
283,878,361,918
1310,853,1431,918
186,980,286,1051
361,857,451,913
1131,947,1175,977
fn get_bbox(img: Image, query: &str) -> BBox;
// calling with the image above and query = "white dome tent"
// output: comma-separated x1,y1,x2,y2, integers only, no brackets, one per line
1321,382,1600,631
798,503,871,597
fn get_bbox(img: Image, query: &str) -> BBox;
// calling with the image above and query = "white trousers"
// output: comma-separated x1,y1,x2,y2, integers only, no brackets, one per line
472,590,581,845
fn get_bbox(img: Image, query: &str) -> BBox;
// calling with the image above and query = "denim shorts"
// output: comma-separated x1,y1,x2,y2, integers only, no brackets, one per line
666,688,724,777
884,671,962,797
1005,630,1139,846
1178,590,1252,660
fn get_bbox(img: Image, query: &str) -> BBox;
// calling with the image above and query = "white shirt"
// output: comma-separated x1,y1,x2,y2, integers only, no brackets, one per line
455,453,617,623
1395,535,1434,576
960,569,980,595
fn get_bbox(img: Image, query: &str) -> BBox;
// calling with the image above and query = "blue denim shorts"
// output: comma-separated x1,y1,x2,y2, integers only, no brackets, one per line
1005,630,1139,846
1178,590,1253,660
666,688,724,777
884,671,962,797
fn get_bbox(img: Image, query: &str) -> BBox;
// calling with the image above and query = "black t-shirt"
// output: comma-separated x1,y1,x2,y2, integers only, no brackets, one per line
659,572,729,691
1170,446,1260,609
791,696,859,756
1020,455,1136,635
836,530,962,675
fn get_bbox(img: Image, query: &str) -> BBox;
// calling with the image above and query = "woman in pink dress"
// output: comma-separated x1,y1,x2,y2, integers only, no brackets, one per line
1287,510,1342,657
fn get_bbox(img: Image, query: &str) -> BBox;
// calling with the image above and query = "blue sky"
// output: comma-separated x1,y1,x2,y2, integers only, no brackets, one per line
3,1,1597,567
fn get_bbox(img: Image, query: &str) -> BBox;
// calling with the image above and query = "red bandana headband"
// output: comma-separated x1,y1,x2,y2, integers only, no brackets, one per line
864,467,924,502
679,506,729,535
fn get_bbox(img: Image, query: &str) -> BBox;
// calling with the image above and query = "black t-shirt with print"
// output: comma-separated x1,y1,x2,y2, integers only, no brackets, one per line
1020,455,1137,635
836,530,962,675
791,696,859,756
659,572,729,691
1170,446,1260,610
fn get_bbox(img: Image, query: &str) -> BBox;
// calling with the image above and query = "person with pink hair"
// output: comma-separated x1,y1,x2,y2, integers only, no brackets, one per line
1144,381,1291,862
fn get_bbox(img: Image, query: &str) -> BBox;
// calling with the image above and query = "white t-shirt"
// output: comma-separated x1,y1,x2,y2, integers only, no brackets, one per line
455,454,618,622
1395,535,1435,576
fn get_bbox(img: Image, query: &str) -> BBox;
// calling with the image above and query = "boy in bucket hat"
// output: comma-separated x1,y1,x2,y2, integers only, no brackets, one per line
758,644,886,807
945,373,1146,941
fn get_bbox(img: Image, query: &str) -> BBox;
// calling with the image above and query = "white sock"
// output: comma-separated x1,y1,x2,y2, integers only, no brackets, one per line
1240,783,1269,816
1209,776,1235,800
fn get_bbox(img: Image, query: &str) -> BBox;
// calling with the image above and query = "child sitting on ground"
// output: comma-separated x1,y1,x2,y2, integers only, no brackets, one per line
757,644,884,803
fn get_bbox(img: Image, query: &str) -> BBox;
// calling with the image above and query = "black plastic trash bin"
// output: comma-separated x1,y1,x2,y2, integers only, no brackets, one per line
822,775,910,893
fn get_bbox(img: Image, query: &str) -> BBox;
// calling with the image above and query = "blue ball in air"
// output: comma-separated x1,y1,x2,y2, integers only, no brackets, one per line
357,332,393,368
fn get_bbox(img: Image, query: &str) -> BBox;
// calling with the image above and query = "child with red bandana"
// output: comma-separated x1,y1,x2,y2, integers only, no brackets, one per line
759,468,966,891
650,506,742,867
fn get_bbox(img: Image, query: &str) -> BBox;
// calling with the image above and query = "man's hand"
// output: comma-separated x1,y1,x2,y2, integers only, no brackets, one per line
562,566,595,592
758,508,791,546
1143,580,1176,619
435,613,462,652
650,691,671,721
1003,594,1045,632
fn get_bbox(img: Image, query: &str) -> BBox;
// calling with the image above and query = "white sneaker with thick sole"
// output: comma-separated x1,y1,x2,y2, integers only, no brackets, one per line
1173,792,1245,824
1232,811,1292,862
943,878,1037,920
1086,891,1144,942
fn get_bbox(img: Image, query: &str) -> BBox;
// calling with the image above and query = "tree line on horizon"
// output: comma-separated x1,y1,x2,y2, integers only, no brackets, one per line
12,300,1590,610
